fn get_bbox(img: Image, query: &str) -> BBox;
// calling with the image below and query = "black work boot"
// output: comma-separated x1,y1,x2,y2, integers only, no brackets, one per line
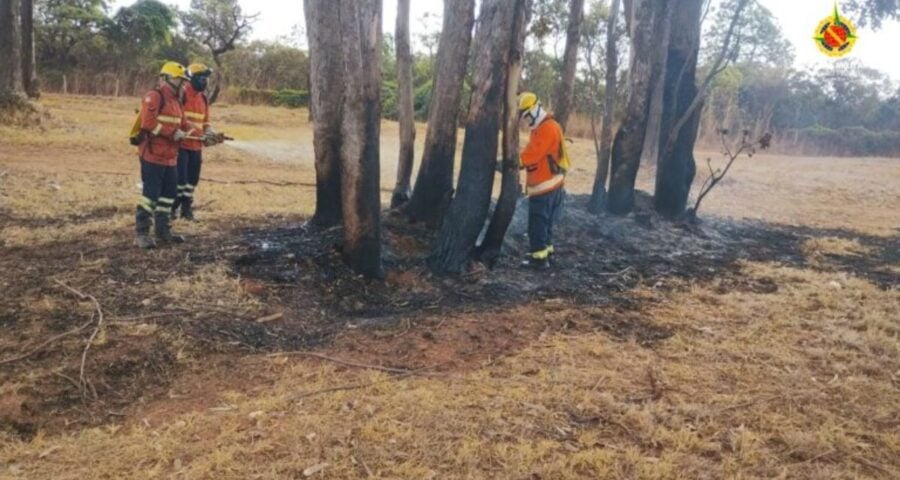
154,212,185,244
135,208,157,249
180,197,195,221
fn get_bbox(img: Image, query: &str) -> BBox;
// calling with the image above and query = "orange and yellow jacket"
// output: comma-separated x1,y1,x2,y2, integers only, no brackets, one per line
139,84,196,166
520,115,565,197
180,83,210,152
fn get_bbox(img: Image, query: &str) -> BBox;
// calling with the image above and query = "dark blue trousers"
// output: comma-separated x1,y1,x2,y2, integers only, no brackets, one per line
176,149,203,204
528,187,565,253
138,159,177,215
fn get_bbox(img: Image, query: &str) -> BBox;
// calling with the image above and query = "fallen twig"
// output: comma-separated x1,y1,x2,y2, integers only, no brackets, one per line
292,372,417,400
0,319,94,366
267,351,413,375
53,280,105,400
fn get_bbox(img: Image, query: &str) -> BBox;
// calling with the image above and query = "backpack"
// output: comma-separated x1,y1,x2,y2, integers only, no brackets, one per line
129,88,165,146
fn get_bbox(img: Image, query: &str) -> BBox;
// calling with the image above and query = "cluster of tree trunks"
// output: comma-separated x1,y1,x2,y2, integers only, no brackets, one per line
404,0,476,225
600,0,705,218
0,0,38,100
305,0,384,278
429,0,531,274
588,0,622,213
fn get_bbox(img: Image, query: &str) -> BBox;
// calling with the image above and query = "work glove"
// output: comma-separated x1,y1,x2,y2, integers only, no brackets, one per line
202,132,222,146
173,130,188,142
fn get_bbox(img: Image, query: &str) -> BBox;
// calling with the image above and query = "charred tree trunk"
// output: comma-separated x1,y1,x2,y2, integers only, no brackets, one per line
553,0,584,131
338,0,384,278
405,0,476,225
588,0,621,213
0,0,24,98
305,0,344,227
476,0,530,266
20,0,37,98
606,0,670,215
653,0,703,218
391,0,415,208
430,0,522,274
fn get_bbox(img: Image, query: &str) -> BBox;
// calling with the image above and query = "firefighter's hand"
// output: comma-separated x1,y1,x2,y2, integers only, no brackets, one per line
173,130,188,142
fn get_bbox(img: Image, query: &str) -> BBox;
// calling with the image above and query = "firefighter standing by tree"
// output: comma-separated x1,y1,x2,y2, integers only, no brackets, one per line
132,62,200,249
172,63,220,220
518,92,567,269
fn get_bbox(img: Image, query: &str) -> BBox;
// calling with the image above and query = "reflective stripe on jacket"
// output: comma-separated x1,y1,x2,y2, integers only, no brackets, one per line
180,84,210,152
520,115,565,197
139,84,191,166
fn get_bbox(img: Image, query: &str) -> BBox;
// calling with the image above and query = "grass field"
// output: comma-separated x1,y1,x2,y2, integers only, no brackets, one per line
1,95,898,479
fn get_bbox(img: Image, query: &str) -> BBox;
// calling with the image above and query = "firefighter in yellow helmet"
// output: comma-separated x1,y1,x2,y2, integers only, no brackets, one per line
518,92,566,269
133,62,198,249
171,63,219,221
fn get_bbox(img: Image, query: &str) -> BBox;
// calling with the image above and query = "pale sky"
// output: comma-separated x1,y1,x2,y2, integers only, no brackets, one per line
110,0,900,82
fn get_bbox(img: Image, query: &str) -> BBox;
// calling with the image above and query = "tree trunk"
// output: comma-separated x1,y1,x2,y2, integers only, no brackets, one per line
404,0,476,225
305,0,344,227
639,63,665,166
476,0,530,266
20,0,37,98
338,0,384,278
430,0,523,274
588,0,621,213
606,0,670,215
208,54,223,104
0,0,24,97
391,0,415,208
653,0,703,218
553,0,584,131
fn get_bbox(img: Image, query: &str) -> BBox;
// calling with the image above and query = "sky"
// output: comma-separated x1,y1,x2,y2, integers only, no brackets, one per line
109,0,900,82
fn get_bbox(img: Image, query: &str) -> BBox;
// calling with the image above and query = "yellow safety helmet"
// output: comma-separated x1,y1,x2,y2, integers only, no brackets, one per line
188,63,213,77
518,92,540,116
160,61,189,80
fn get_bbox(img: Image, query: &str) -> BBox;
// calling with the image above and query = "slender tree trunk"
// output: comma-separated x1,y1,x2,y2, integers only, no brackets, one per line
640,64,665,165
430,0,523,274
0,0,24,98
305,0,344,227
653,0,703,218
20,0,37,98
606,0,670,215
588,0,621,213
553,0,584,131
405,0,476,225
208,54,223,104
339,0,384,278
391,0,415,208
476,0,530,266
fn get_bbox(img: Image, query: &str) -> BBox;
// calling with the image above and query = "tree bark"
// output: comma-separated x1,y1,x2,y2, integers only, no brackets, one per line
0,0,24,97
430,0,522,274
404,0,476,225
20,0,37,98
391,0,415,208
606,0,670,215
553,0,584,131
476,0,530,266
653,0,703,218
338,0,384,278
588,0,621,213
305,0,344,227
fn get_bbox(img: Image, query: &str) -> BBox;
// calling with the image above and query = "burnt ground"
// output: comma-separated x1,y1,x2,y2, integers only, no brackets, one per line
1,192,897,439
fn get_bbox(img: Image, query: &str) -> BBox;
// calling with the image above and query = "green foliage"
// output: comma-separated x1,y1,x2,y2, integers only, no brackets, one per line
794,125,900,157
228,87,309,108
701,0,794,68
844,0,900,28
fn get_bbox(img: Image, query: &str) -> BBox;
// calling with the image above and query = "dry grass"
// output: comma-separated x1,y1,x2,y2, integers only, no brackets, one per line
1,263,897,479
1,95,898,479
